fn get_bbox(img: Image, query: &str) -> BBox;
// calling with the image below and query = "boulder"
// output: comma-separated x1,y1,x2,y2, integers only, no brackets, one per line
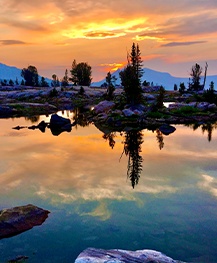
94,100,115,114
208,103,217,110
196,102,209,110
0,204,50,239
143,93,156,100
122,109,134,117
168,103,188,110
75,248,185,263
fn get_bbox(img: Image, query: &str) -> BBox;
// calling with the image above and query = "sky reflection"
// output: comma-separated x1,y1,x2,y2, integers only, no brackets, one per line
1,115,217,262
1,115,217,213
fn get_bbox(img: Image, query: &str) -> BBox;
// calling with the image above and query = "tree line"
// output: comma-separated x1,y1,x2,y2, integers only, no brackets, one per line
16,60,92,88
0,44,214,98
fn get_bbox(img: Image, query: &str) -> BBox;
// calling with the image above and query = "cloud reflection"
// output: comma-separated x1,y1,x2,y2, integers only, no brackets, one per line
1,118,217,220
199,174,217,197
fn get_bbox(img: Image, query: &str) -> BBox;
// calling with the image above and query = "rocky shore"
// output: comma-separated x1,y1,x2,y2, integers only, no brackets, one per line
1,85,217,130
75,247,186,263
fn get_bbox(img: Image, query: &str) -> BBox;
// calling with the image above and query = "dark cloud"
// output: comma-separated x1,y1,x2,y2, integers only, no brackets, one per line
163,13,217,36
4,18,47,31
0,39,27,45
161,41,207,47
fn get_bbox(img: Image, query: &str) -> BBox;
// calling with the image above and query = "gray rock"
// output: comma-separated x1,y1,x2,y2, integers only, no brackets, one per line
196,102,209,110
94,100,115,114
168,103,188,110
122,109,134,117
75,248,185,263
208,103,217,110
0,204,50,239
143,93,156,100
97,113,108,122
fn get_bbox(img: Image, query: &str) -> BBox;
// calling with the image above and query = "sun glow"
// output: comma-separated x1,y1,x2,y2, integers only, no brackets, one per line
62,18,147,39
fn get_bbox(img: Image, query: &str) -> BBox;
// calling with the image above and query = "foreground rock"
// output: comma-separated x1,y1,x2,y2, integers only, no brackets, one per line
75,248,185,263
0,204,50,239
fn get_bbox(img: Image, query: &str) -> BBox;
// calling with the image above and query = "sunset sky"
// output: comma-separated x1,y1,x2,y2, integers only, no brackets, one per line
1,0,217,82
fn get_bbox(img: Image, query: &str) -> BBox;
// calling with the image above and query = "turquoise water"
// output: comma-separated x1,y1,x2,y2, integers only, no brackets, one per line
0,112,217,263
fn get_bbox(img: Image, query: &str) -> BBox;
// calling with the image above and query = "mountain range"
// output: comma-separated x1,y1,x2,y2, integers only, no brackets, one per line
0,63,51,84
0,62,23,82
1,62,217,90
93,67,217,90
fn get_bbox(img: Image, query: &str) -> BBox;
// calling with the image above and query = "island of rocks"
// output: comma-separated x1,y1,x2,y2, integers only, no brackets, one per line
1,85,217,132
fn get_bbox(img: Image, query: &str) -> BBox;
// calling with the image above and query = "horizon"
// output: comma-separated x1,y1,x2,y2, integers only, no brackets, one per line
0,1,217,82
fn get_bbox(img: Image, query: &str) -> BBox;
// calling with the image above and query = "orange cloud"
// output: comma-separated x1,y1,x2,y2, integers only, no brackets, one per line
0,0,217,80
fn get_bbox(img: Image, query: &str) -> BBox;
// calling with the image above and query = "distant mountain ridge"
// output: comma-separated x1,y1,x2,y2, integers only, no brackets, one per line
0,62,23,82
0,63,51,84
1,62,217,89
93,67,217,90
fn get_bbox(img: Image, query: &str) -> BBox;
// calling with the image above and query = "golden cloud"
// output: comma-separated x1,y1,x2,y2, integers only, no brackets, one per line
62,18,146,39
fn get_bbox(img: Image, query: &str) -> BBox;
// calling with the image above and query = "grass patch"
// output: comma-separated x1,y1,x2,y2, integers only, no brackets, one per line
172,106,199,116
147,111,164,118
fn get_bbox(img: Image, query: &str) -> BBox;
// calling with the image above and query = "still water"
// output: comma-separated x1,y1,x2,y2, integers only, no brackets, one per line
0,111,217,263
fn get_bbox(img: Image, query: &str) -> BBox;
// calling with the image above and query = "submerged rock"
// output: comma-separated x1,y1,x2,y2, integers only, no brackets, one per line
0,204,50,239
75,248,185,263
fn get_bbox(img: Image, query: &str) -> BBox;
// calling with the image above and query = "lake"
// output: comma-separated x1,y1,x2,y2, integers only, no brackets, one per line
0,111,217,263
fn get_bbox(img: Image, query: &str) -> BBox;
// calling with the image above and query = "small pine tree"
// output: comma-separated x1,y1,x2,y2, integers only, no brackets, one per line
156,86,165,109
40,77,49,87
61,69,69,87
70,60,92,86
21,65,39,86
51,74,58,87
120,43,143,105
105,72,115,100
203,81,216,103
179,82,186,94
189,63,203,91
9,79,14,86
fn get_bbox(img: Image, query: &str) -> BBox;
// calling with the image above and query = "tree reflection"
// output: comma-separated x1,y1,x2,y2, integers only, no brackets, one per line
25,115,40,123
72,108,90,128
201,123,216,142
123,130,143,188
103,132,116,149
156,129,164,150
187,122,217,142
